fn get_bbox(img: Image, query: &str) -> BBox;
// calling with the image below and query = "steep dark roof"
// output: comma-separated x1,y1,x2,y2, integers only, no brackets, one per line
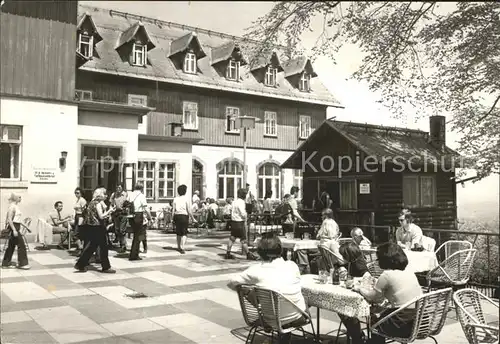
249,51,283,72
211,41,246,66
77,12,103,43
281,119,460,169
116,21,156,50
77,5,340,107
283,56,317,78
168,32,206,59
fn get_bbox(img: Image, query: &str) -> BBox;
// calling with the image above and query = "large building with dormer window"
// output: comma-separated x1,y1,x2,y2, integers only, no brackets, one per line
74,5,341,206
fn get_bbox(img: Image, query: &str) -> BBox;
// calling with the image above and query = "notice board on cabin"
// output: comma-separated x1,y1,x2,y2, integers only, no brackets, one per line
357,180,374,209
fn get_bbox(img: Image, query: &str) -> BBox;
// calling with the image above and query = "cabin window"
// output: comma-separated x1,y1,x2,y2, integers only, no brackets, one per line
226,60,240,80
132,43,147,66
75,89,92,101
257,163,281,200
137,161,177,201
218,161,243,199
182,101,198,130
225,106,240,133
403,175,436,208
184,52,197,74
293,169,303,199
264,66,277,86
264,111,277,136
78,33,93,58
299,115,311,139
339,180,357,209
0,125,22,180
128,94,148,107
299,72,311,91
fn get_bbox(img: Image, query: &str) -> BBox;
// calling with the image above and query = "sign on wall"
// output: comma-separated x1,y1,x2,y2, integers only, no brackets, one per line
359,183,370,194
31,167,57,184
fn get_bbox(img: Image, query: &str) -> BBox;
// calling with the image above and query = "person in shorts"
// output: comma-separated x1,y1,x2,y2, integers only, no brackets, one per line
225,188,255,260
172,184,197,254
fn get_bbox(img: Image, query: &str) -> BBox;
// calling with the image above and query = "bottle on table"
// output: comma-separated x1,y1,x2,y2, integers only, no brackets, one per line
331,267,340,285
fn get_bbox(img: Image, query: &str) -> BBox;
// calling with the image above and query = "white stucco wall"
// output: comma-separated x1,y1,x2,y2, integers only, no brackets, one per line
0,97,79,223
192,145,300,200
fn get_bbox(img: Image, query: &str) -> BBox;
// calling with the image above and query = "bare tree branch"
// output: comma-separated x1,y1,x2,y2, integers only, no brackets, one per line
478,95,500,122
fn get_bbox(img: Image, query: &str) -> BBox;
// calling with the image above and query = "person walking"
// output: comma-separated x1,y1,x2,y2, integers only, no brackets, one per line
73,187,87,255
109,184,128,253
74,188,116,273
172,184,197,254
127,183,151,261
2,193,30,269
225,188,255,260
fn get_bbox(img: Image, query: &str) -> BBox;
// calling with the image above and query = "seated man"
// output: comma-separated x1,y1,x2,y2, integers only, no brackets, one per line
351,227,372,248
227,232,307,337
49,201,72,248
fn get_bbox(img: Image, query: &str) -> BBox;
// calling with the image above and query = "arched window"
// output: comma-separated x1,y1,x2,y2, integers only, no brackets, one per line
257,163,281,199
218,160,243,199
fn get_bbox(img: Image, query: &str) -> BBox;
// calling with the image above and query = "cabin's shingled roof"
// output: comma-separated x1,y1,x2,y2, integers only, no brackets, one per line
116,21,156,50
168,32,206,59
281,119,460,169
283,56,318,78
77,5,341,107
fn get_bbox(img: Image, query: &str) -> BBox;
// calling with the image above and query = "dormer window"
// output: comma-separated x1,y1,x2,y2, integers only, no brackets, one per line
183,52,197,74
133,43,147,66
226,60,240,81
265,66,277,87
299,72,311,92
78,33,93,58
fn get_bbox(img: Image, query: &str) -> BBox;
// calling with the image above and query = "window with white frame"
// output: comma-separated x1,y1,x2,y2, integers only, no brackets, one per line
299,115,311,139
137,161,177,201
264,66,277,86
158,163,176,199
218,161,243,199
183,52,197,74
0,125,22,179
128,94,148,107
183,101,198,130
226,106,240,133
293,169,303,199
77,33,93,58
264,111,277,136
137,161,155,199
132,43,147,66
75,89,92,101
340,180,357,209
299,72,310,91
257,163,281,200
403,174,436,208
226,59,239,80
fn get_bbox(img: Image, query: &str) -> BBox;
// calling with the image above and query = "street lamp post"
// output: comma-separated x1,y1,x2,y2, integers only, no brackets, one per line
235,115,259,187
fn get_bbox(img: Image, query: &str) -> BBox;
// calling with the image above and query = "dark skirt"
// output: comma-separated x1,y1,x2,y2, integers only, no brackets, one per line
173,214,189,236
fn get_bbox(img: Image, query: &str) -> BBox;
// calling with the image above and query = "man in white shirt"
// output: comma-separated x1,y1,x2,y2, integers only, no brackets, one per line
227,232,306,341
192,190,200,205
127,183,151,261
396,209,423,249
226,188,254,260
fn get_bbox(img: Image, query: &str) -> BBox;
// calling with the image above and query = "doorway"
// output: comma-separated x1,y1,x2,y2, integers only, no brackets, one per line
80,145,122,201
192,159,204,199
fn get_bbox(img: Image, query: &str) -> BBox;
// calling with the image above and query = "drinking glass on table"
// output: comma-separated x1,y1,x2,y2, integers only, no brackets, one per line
318,270,328,284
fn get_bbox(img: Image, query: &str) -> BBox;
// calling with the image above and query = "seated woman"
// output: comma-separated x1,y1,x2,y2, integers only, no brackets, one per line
338,241,370,278
342,242,422,344
227,232,306,328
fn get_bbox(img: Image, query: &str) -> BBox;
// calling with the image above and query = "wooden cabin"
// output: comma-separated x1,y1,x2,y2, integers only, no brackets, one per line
281,116,461,239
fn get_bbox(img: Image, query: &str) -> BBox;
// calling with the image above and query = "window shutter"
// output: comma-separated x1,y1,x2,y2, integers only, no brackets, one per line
122,163,136,192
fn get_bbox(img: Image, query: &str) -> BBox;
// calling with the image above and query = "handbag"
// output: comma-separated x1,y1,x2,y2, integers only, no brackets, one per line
1,223,11,238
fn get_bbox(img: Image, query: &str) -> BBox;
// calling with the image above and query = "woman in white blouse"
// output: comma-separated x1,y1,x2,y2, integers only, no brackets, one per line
2,193,30,269
172,184,197,254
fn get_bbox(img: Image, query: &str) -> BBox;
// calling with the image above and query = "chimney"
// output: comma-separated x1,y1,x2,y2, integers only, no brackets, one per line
429,115,446,151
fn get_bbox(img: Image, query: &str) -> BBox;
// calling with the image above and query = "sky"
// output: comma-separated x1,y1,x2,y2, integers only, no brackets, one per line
80,1,499,215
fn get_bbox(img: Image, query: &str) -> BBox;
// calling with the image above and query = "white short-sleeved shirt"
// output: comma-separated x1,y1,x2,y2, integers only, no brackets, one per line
396,223,423,247
231,198,247,222
128,190,148,213
173,195,190,215
374,269,422,307
228,258,306,323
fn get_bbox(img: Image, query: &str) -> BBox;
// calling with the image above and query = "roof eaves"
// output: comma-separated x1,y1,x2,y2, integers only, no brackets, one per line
79,66,342,107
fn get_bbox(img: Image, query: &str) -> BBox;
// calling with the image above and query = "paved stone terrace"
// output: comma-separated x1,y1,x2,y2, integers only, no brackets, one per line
1,230,497,344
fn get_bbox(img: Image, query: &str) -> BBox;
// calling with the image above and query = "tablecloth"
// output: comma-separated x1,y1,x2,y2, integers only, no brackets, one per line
301,274,371,319
361,247,438,273
253,237,320,251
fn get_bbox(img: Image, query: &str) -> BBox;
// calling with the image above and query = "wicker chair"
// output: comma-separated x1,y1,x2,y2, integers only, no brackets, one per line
426,249,477,292
318,244,341,271
371,288,453,344
435,240,473,262
454,289,499,344
236,284,316,344
367,261,384,278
